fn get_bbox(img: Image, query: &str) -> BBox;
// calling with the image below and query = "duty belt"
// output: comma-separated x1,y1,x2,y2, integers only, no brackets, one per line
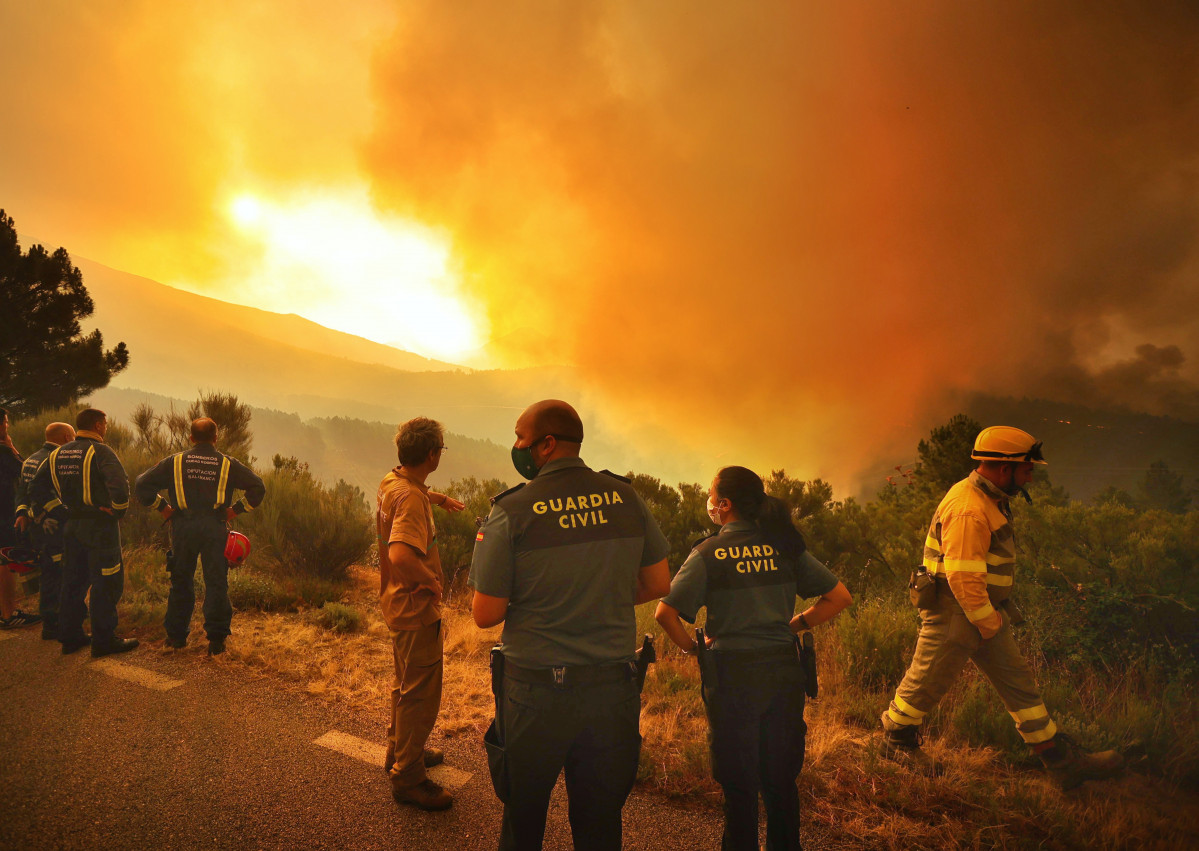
709,642,801,689
710,643,798,662
504,660,634,688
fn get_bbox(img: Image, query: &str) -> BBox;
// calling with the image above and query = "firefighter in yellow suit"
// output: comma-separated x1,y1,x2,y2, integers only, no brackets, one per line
880,426,1123,789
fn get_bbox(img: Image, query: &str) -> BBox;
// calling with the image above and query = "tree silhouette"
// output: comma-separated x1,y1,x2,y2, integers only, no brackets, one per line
0,210,129,416
914,413,983,491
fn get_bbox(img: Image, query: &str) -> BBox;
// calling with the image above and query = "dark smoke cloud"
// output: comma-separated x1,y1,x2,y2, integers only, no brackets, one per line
366,1,1199,486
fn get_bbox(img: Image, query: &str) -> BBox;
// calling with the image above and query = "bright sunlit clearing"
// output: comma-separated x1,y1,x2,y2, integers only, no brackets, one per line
225,189,482,362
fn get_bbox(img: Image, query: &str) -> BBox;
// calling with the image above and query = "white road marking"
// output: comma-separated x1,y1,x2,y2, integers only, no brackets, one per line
428,764,472,790
88,658,185,691
313,730,472,790
314,730,383,764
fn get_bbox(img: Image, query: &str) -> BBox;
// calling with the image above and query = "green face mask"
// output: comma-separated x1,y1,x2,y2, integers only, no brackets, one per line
510,433,582,480
511,440,543,480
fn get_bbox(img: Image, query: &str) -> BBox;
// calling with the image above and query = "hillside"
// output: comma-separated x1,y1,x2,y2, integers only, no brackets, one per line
62,254,1199,501
88,386,514,497
964,394,1199,501
73,255,586,442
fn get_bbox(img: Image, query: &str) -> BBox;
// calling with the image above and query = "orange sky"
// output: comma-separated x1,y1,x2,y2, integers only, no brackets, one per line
3,1,1198,487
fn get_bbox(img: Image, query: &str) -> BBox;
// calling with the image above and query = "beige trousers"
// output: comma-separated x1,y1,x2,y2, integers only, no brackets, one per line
388,619,444,788
882,594,1056,745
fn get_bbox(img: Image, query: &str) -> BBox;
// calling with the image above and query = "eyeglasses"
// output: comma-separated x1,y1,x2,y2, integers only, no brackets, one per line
436,446,447,453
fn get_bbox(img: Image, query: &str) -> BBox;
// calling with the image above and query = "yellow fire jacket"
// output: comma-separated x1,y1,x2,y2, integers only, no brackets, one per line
921,472,1015,638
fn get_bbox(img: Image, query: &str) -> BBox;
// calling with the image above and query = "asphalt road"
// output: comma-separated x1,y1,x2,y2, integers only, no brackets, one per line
0,628,727,850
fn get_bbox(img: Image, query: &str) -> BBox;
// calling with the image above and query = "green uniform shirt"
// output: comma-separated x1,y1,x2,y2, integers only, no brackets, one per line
663,520,839,651
469,457,670,668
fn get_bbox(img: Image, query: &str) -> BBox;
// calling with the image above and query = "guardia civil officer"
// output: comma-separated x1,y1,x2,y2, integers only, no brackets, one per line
656,466,852,851
880,427,1124,789
135,417,265,655
469,399,671,851
14,421,76,638
29,408,139,656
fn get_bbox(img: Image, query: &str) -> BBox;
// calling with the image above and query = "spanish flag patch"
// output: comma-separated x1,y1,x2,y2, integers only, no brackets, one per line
476,530,485,541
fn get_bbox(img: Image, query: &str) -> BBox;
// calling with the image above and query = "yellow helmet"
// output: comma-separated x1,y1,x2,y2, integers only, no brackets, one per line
971,426,1047,465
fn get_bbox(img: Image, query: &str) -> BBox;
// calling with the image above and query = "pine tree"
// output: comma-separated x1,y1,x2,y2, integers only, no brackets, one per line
0,210,129,416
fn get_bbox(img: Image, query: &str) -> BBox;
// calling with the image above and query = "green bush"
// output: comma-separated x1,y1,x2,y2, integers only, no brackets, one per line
834,597,918,692
438,476,510,603
240,456,373,581
314,601,363,633
227,569,291,611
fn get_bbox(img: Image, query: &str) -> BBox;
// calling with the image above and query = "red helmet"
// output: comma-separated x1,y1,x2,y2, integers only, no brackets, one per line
224,531,251,567
0,546,39,575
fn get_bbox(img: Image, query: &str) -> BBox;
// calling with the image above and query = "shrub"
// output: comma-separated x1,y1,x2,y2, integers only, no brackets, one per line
240,456,373,581
437,476,510,604
227,569,291,611
833,597,918,692
314,602,363,633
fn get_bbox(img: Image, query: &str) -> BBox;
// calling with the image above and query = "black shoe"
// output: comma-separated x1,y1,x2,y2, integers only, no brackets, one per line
165,637,187,649
61,635,92,655
879,724,944,776
1,609,43,629
208,638,226,656
91,638,140,658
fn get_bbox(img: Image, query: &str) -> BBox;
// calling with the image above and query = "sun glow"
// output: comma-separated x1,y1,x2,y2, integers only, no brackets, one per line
224,189,482,361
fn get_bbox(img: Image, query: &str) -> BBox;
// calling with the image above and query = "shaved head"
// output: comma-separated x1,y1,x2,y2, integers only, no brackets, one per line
521,399,583,444
45,422,75,445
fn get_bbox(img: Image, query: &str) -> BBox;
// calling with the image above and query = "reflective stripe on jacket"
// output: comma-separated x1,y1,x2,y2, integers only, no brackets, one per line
921,472,1013,636
134,443,265,516
29,432,129,520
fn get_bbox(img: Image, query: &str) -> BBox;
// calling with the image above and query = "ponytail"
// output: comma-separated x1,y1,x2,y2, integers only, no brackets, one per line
713,466,807,558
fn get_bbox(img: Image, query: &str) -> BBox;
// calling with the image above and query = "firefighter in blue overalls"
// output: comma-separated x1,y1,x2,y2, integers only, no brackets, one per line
14,421,75,638
29,408,139,656
656,466,853,851
134,417,265,655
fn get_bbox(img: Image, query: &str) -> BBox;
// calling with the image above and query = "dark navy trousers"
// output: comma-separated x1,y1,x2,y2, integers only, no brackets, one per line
704,655,807,851
164,514,231,643
60,519,124,645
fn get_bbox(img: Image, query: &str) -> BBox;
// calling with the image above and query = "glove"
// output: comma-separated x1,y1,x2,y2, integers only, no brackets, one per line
160,506,176,521
14,515,28,533
225,507,238,522
41,516,59,535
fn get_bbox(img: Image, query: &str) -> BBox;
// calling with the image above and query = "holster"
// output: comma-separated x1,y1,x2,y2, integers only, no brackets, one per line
483,645,509,802
797,631,818,699
694,627,714,701
633,634,655,692
165,548,177,575
1000,598,1026,626
909,567,937,609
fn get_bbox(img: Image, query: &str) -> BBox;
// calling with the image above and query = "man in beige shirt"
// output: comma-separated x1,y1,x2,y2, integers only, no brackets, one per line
377,416,464,810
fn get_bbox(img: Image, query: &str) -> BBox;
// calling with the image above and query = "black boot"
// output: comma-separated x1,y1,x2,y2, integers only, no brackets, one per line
880,724,944,775
92,637,140,658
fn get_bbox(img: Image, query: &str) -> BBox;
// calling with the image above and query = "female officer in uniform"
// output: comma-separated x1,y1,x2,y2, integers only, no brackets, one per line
655,466,852,851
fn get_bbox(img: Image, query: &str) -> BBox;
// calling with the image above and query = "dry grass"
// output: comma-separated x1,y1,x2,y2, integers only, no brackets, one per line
150,564,500,741
113,561,1199,849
